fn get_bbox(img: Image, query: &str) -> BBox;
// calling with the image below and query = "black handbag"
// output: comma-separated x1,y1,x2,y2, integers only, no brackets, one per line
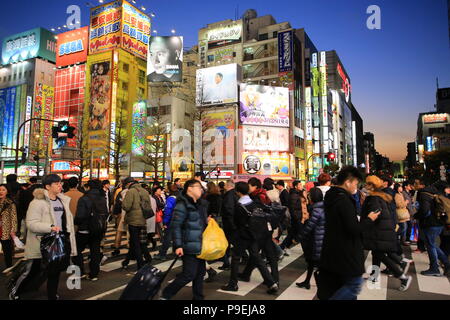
40,231,71,274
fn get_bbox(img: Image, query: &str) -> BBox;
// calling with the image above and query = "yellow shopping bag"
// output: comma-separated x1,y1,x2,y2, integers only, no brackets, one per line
197,219,228,261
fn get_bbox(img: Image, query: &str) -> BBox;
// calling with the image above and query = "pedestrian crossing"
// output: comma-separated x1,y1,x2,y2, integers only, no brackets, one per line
2,224,450,300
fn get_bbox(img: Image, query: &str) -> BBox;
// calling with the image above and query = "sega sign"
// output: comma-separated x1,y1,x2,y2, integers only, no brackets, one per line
59,39,84,56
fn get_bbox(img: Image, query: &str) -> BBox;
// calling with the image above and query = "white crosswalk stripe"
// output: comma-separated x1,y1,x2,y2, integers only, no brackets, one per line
412,250,450,296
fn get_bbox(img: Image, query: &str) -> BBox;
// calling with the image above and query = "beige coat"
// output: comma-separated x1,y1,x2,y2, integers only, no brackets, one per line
395,193,410,223
65,189,84,217
25,189,77,260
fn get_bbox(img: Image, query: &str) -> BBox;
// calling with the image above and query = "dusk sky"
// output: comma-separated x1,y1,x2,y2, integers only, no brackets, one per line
1,0,449,161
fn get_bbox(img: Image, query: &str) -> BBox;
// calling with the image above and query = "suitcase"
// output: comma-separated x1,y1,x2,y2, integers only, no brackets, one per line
119,256,179,300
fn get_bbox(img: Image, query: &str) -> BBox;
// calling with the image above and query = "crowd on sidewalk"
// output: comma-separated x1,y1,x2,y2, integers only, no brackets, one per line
1,167,449,300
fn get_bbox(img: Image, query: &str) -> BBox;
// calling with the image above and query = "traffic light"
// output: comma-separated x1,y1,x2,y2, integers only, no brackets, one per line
52,121,76,148
326,152,336,162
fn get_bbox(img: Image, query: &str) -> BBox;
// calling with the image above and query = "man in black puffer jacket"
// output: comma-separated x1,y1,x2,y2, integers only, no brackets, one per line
160,179,209,300
219,181,238,270
73,179,108,281
414,178,450,276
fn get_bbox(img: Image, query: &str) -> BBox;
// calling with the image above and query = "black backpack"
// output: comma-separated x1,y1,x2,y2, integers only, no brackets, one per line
240,203,276,239
113,192,123,215
139,192,155,220
87,195,107,237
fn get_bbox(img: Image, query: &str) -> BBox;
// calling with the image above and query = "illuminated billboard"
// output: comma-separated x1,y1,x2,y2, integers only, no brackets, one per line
56,27,89,67
131,101,147,156
242,152,291,177
278,30,293,73
243,126,289,152
2,27,56,65
147,36,183,82
207,23,242,49
239,84,289,127
196,64,239,106
89,0,150,59
423,113,448,124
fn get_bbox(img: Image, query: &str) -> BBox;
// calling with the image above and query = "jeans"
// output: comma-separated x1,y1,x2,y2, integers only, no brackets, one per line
417,223,427,251
329,276,364,300
1,239,14,269
162,254,206,300
423,226,450,270
73,232,102,278
159,227,173,257
398,222,407,242
127,225,151,269
406,220,413,242
440,234,450,257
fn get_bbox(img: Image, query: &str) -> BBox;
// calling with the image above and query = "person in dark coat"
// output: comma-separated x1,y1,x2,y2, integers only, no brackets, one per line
204,182,222,282
218,181,238,270
414,179,450,276
17,177,39,237
160,179,210,300
362,176,412,292
280,180,304,251
276,180,289,207
296,187,325,290
318,166,380,300
73,179,108,281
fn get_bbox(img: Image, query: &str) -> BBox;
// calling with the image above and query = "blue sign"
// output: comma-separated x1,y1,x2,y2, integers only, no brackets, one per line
426,136,433,152
59,39,84,56
0,87,17,154
278,30,293,73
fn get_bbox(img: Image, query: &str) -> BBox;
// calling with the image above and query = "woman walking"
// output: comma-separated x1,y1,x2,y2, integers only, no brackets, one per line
0,184,18,270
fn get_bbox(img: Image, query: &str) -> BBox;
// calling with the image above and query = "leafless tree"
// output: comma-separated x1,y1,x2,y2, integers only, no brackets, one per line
108,107,129,185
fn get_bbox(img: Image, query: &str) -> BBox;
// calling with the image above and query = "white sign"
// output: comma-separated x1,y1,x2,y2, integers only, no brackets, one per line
243,126,289,152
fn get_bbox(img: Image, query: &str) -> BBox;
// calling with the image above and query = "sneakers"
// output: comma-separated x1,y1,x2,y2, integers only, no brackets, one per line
88,276,99,282
8,292,19,300
399,275,412,291
420,269,442,277
381,268,394,277
221,284,238,292
400,260,411,277
267,283,279,295
237,273,250,282
296,281,311,290
100,255,108,265
283,249,290,257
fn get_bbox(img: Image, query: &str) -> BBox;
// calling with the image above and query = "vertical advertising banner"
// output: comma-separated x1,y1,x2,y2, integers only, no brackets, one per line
23,96,33,149
40,85,54,156
305,87,313,140
89,1,122,54
131,101,146,156
0,87,17,158
87,59,112,154
122,0,151,59
278,30,293,73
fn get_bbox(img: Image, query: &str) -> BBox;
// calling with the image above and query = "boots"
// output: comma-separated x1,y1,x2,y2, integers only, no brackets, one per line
205,268,217,283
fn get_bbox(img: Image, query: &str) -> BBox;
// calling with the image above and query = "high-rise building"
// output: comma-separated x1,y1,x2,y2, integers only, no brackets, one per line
0,27,57,180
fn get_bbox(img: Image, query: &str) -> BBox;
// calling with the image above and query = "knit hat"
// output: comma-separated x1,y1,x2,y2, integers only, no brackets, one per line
365,175,384,190
123,177,136,185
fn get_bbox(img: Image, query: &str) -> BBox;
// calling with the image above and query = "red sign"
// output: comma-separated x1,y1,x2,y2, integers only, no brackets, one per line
56,27,89,67
423,113,448,124
337,63,351,102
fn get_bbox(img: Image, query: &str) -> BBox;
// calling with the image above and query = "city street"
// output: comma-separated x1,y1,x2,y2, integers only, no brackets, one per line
1,224,449,301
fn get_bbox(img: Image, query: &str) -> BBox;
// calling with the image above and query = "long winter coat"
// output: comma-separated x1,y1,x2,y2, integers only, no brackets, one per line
361,191,398,252
171,193,208,255
122,183,149,227
0,198,17,240
320,186,374,277
25,189,77,260
395,193,410,223
299,201,325,262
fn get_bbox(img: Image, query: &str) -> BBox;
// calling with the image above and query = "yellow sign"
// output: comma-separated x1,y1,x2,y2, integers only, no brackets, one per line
89,1,122,55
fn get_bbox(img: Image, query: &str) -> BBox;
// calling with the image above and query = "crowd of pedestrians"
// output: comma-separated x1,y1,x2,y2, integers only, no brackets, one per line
1,167,449,300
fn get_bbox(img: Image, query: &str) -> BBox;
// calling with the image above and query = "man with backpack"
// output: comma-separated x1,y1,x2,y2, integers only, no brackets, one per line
220,182,278,294
73,179,108,281
122,177,153,270
415,179,450,276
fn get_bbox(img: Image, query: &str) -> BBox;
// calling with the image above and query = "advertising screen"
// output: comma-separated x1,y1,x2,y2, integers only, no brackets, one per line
207,24,242,49
121,0,151,59
89,0,122,54
239,84,289,127
131,101,147,156
147,36,183,82
2,27,56,64
196,64,239,106
87,59,112,152
423,113,448,124
243,126,289,152
0,87,17,158
56,27,89,67
242,152,291,177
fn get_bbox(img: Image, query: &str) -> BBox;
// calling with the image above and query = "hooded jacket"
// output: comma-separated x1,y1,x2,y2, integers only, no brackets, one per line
221,189,238,233
415,185,445,228
25,189,77,260
320,186,374,277
74,189,108,234
171,193,208,255
122,183,150,227
288,189,308,223
250,188,271,206
361,191,398,252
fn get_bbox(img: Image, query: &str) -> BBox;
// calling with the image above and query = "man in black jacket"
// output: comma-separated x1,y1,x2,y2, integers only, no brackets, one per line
220,182,278,294
414,178,450,276
17,177,38,237
276,180,289,207
280,180,303,252
318,166,380,300
73,179,108,281
219,181,238,270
